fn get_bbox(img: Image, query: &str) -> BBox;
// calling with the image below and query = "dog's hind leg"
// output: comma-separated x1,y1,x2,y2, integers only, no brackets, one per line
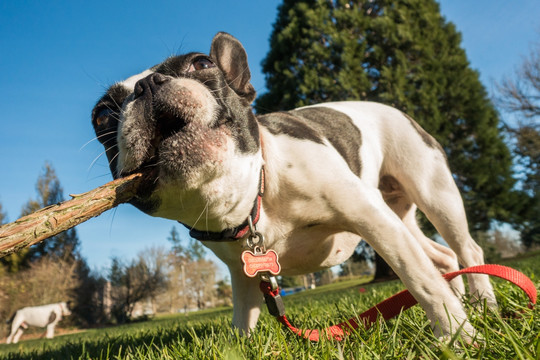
11,327,24,344
327,177,474,338
6,317,22,344
5,331,14,344
400,155,497,308
402,208,466,297
379,176,465,296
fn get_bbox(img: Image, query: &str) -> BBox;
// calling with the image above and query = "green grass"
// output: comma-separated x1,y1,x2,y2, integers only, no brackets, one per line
1,253,539,359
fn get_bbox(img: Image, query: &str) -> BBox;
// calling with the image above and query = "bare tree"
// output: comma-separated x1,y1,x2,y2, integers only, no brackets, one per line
138,246,169,314
108,247,168,323
166,226,218,311
186,259,217,310
496,40,540,248
497,43,540,119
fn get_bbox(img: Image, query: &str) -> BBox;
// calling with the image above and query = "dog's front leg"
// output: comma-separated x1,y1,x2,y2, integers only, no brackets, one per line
45,323,56,339
229,268,263,335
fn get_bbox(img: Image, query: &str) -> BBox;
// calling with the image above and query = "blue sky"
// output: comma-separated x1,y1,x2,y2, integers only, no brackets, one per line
1,1,539,272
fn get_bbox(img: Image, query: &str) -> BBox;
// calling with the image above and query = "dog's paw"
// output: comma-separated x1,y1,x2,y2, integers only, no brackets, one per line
448,277,466,299
434,322,478,349
432,316,477,344
468,291,498,312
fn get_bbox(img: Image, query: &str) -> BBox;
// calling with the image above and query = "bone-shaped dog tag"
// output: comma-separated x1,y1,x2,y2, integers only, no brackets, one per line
241,249,281,277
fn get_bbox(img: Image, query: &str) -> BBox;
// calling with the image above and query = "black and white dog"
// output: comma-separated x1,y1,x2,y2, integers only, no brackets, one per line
91,32,496,338
6,302,71,344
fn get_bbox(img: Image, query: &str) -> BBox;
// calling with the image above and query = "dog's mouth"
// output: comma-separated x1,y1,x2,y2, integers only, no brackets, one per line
153,104,189,144
120,106,188,177
120,108,227,181
116,74,228,184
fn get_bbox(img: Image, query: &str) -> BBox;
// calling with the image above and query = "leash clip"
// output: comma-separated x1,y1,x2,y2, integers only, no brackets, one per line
264,287,286,317
260,279,286,317
246,216,264,250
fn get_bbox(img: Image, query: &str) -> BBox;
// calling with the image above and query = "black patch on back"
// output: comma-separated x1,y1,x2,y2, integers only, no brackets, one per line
258,107,362,177
48,311,57,324
257,112,324,144
293,107,362,176
402,112,448,161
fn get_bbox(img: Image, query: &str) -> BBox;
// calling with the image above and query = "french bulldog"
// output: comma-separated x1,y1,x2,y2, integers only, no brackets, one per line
91,32,496,338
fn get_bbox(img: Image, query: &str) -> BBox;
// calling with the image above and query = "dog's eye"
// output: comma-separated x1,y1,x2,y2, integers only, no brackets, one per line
95,108,115,129
188,58,216,72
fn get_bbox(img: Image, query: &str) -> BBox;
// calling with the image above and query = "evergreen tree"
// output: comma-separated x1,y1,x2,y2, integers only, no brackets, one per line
24,163,80,262
71,259,108,326
3,163,80,271
256,0,371,112
167,226,206,261
257,0,520,278
168,226,186,259
257,0,518,232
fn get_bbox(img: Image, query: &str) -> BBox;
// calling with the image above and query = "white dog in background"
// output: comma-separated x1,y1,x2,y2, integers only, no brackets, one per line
6,302,71,344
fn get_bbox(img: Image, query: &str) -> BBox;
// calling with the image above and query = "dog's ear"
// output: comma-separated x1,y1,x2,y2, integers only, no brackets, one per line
210,32,256,103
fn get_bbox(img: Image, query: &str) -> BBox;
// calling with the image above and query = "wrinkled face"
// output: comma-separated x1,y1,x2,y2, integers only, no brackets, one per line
91,33,260,217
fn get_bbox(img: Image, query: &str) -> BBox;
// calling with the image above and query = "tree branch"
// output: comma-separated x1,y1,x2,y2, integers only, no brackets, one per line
0,173,148,258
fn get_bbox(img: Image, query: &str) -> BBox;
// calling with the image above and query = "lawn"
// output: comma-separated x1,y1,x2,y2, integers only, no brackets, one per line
1,253,538,359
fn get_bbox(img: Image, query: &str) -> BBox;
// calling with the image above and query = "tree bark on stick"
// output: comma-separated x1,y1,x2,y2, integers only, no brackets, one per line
0,173,146,258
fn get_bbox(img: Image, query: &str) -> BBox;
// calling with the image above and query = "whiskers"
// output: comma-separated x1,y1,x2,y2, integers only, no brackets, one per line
84,136,120,176
199,78,242,102
80,130,118,151
190,200,210,233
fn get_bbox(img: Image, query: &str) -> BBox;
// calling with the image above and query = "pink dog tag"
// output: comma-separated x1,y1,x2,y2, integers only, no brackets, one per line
242,249,281,277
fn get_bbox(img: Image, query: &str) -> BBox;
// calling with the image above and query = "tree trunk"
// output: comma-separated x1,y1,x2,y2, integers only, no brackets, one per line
0,173,147,258
372,252,399,282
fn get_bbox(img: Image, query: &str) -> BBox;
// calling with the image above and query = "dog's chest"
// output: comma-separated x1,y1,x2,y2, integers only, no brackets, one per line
202,111,369,273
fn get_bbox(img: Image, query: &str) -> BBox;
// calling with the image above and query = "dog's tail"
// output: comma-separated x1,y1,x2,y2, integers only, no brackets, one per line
5,312,16,325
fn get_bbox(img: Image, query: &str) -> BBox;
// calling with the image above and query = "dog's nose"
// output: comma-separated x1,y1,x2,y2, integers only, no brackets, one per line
134,73,169,99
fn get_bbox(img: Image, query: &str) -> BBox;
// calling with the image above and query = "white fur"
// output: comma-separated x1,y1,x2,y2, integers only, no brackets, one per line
152,145,263,231
6,302,71,344
102,33,495,341
121,70,154,90
113,85,495,338
201,101,496,339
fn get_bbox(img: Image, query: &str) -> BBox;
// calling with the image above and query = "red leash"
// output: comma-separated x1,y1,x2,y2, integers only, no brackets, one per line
260,264,537,341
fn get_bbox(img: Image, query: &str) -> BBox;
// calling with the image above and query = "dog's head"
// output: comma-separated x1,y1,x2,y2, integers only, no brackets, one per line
61,301,72,316
91,33,262,228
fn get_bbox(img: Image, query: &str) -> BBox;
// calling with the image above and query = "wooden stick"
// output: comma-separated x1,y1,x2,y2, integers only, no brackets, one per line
0,173,147,258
